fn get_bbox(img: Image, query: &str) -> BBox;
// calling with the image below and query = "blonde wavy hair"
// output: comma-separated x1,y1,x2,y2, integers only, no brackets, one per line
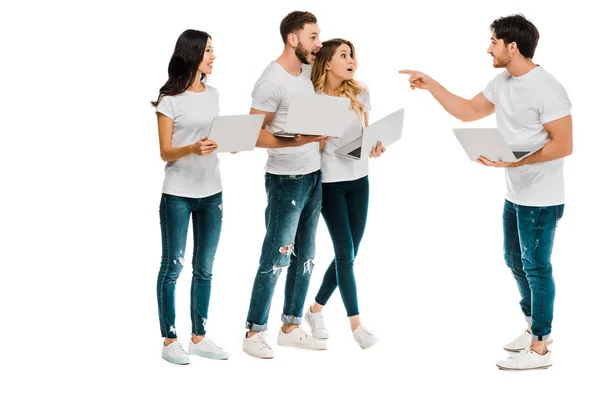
311,38,366,119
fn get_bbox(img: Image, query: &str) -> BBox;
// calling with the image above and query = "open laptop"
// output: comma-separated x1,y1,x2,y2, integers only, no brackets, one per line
273,92,350,138
334,108,405,160
207,114,265,153
452,128,545,162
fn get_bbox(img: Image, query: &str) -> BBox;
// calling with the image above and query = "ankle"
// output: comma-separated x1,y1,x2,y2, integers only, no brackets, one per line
311,302,324,313
164,338,177,346
350,316,361,332
530,342,548,355
191,335,204,344
282,324,298,334
246,330,258,338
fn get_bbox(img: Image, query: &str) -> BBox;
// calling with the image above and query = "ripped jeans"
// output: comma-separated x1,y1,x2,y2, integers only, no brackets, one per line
246,171,322,331
503,200,564,341
157,192,223,339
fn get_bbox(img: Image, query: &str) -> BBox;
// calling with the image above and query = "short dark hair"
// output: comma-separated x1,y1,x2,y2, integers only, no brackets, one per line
490,14,539,59
280,11,317,44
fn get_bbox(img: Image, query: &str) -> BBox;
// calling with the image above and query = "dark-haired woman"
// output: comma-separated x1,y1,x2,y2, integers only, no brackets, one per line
152,29,228,364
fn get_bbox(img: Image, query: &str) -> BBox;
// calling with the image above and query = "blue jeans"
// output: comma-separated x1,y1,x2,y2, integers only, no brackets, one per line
503,200,564,341
157,192,223,339
315,176,369,317
246,171,322,331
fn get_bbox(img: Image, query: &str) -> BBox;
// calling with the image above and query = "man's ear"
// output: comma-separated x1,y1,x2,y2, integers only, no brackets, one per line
288,33,297,48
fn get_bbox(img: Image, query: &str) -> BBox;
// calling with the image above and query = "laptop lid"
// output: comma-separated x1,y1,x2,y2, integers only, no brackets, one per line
208,114,265,153
360,108,405,159
284,93,350,137
452,128,517,162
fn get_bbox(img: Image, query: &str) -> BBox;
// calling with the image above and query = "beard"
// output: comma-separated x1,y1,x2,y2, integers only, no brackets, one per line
295,42,312,64
493,51,511,68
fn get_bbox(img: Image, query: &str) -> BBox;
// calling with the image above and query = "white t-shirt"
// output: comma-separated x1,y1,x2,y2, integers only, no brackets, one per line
320,86,371,183
155,86,222,198
251,61,320,175
483,66,571,206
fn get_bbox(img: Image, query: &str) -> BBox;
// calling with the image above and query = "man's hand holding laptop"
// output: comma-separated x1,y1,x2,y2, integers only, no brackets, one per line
287,134,330,146
476,156,516,168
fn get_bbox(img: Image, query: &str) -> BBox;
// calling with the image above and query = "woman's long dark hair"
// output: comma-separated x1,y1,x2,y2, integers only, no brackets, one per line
151,30,211,107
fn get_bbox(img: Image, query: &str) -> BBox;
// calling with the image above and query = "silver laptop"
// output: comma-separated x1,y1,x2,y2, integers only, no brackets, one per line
452,128,544,162
207,114,265,153
273,92,350,138
335,108,405,160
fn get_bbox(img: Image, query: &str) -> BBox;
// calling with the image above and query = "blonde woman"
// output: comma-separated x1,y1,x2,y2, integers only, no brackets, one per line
305,38,384,349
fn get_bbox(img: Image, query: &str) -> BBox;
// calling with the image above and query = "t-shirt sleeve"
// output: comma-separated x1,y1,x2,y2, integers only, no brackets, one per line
156,96,175,119
359,82,371,112
482,77,496,104
538,81,572,124
214,87,220,115
251,77,281,112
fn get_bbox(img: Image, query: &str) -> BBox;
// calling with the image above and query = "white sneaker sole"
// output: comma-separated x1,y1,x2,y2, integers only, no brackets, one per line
242,348,274,359
277,341,327,350
497,363,552,371
189,349,229,360
162,355,190,365
358,339,379,350
503,338,554,352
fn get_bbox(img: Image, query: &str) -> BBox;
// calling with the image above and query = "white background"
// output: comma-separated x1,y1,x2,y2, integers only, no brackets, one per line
2,0,598,398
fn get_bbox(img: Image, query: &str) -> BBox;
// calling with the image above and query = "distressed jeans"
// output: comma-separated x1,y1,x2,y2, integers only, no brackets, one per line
503,200,564,341
246,171,322,331
157,192,223,339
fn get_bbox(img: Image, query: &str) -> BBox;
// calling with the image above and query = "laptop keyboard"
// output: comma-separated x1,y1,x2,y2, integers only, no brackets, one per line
348,147,362,158
512,151,530,159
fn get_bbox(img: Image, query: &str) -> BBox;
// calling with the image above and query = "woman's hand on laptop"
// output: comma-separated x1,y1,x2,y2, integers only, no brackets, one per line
476,156,516,168
191,137,218,156
369,141,386,158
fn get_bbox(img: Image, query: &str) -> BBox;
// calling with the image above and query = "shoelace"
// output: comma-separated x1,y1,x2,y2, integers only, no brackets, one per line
312,313,326,331
171,342,188,355
355,328,376,345
256,332,272,348
509,348,533,359
299,328,316,340
357,327,374,338
203,339,223,351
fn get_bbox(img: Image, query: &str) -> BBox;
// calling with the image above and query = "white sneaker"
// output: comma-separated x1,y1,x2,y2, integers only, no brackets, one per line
496,348,552,370
188,337,229,360
278,327,327,350
162,341,190,365
353,325,378,349
243,331,275,359
305,307,329,339
503,330,553,352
